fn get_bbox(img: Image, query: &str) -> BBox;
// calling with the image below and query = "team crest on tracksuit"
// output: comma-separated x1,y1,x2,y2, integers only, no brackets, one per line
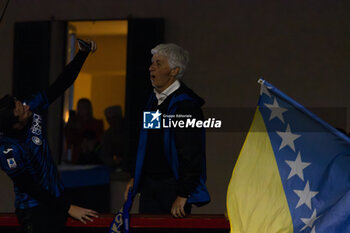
7,158,17,169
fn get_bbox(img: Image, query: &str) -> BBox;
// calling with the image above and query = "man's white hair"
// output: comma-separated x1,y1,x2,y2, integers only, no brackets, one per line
151,43,189,79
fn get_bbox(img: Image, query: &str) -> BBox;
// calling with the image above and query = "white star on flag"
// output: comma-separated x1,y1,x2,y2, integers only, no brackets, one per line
260,84,271,97
151,110,161,122
276,124,301,152
300,209,320,231
294,181,318,209
285,152,311,181
264,98,288,123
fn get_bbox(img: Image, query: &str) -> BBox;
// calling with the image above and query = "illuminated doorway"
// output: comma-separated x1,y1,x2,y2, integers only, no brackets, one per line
62,20,127,163
64,20,128,129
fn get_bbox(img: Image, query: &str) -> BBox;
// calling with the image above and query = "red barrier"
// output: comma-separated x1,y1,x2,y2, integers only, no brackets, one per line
0,213,230,229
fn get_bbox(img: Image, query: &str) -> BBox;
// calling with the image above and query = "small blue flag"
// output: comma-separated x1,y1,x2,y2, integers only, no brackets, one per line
109,191,133,233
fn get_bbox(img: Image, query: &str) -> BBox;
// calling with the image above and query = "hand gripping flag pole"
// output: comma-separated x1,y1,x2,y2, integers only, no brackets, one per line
0,0,10,25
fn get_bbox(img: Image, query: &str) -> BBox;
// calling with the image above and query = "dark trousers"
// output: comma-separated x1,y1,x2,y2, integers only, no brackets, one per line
139,175,191,214
15,205,68,233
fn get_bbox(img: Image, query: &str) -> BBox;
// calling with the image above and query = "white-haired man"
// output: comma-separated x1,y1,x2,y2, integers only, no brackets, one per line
125,43,210,218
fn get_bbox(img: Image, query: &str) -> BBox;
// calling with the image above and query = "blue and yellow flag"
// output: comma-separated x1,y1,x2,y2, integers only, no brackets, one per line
227,79,350,233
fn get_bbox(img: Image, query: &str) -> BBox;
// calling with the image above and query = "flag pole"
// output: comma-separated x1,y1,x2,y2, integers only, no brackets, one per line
0,0,10,25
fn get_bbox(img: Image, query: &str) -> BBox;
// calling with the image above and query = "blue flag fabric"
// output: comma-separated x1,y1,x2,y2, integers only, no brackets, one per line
258,79,350,232
109,191,133,233
109,207,124,233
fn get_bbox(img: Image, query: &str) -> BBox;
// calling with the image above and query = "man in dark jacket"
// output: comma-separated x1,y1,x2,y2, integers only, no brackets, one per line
124,43,210,218
0,39,98,233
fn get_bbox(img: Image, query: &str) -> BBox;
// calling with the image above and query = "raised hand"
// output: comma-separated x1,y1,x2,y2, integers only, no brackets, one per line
77,39,97,53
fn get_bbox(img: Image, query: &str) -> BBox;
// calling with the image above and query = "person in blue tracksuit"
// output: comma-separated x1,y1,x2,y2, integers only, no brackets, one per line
124,43,210,218
0,39,98,233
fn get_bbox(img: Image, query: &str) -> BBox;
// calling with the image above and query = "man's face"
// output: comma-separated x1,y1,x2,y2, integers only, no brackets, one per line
13,100,32,129
149,54,176,93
